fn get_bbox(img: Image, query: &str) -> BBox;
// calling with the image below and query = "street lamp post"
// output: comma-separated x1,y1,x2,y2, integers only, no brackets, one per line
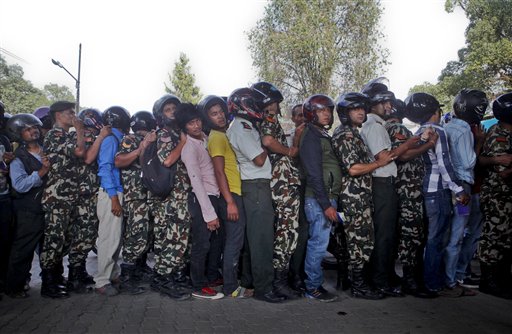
51,43,82,112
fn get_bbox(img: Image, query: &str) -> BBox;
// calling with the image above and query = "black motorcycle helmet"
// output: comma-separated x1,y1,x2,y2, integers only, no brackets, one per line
452,89,488,125
251,82,284,107
388,99,406,120
78,108,103,131
102,106,131,133
492,92,512,125
303,94,335,129
152,94,181,128
6,113,43,142
361,77,395,106
335,92,369,126
197,95,228,130
130,111,157,133
404,93,442,124
227,87,266,122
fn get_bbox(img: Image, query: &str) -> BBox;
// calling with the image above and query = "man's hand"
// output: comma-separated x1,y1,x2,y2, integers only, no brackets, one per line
376,150,396,166
111,195,123,217
72,118,84,132
494,154,512,167
2,152,14,164
207,218,220,231
405,136,421,149
324,206,338,222
38,155,50,177
457,193,470,206
98,125,112,139
226,201,239,222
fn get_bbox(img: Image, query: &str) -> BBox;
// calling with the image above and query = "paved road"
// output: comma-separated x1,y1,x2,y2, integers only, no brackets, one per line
1,254,511,333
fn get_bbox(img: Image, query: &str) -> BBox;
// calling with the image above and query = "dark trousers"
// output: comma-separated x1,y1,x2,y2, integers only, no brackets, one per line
370,176,398,288
240,179,275,295
289,181,307,278
6,210,44,293
188,193,221,289
0,196,13,289
219,193,246,295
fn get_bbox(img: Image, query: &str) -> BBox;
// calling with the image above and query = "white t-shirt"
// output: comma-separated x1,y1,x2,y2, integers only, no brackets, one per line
227,117,271,180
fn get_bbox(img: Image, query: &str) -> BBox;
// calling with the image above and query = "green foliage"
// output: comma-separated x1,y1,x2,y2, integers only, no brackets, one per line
411,0,512,106
165,52,202,104
43,83,75,103
248,0,388,106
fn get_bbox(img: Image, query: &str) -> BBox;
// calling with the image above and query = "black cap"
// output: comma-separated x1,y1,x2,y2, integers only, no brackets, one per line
49,101,75,113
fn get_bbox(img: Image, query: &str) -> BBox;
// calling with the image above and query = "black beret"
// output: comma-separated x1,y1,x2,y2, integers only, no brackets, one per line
49,101,75,113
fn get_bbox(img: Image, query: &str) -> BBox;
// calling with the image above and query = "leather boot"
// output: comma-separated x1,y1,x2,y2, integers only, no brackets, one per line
173,269,192,290
152,274,191,300
289,274,306,293
351,268,384,300
41,269,69,299
402,265,419,295
480,262,512,299
134,260,154,284
119,264,146,295
67,266,89,293
272,269,299,299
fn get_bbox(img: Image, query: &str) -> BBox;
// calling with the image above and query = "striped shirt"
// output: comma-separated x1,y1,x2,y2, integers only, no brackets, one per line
416,123,464,195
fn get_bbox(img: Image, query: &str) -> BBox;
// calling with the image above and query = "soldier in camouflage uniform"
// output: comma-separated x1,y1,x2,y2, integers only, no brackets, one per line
332,93,393,300
252,82,301,299
384,100,435,295
40,101,86,299
478,93,512,299
115,111,156,285
148,94,192,300
66,108,111,292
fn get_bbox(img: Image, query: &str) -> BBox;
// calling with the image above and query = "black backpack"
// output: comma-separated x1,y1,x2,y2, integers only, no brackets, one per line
140,139,176,198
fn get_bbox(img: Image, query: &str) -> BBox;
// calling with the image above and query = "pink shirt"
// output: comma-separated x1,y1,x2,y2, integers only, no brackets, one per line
181,133,220,223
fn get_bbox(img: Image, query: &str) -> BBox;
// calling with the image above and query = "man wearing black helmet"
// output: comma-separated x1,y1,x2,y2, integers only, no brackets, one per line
40,101,86,299
115,111,156,289
148,94,192,301
360,80,418,297
404,93,470,297
4,114,49,298
442,89,488,297
478,92,512,299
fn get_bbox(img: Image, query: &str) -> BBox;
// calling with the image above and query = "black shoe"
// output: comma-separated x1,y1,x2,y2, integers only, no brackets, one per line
305,286,338,302
41,269,69,299
119,264,146,295
414,287,439,298
153,275,190,301
377,285,405,298
289,275,306,293
173,270,192,291
254,290,286,303
351,268,385,300
7,290,29,299
273,270,301,300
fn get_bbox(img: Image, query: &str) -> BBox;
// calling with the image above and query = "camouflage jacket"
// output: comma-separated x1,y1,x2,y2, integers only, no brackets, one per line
77,130,99,196
42,126,80,203
117,133,149,202
481,123,512,194
332,124,373,215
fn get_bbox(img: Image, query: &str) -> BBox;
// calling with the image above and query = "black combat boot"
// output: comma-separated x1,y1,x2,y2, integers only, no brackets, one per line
118,264,146,295
401,265,419,295
67,266,89,293
173,269,192,290
152,274,191,301
351,268,384,300
272,269,299,300
134,258,154,284
480,262,512,299
289,274,306,293
41,269,69,299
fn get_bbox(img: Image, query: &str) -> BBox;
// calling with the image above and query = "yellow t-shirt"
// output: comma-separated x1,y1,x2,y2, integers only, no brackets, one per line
207,130,241,196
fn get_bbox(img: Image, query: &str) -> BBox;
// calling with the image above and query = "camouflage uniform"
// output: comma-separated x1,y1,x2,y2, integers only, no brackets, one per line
259,115,301,271
68,130,99,268
385,120,425,267
117,133,153,264
479,123,512,265
331,124,374,269
151,127,191,275
40,127,80,270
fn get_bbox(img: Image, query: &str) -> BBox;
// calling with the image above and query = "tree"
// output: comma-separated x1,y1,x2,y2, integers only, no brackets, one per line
410,0,512,102
247,0,388,105
165,52,202,104
0,55,48,114
43,83,75,103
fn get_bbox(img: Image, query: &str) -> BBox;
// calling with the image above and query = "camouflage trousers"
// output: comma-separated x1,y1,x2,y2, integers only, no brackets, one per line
342,206,374,270
68,194,99,268
479,191,512,265
123,199,153,264
151,191,191,276
396,184,424,267
270,161,300,271
40,200,79,270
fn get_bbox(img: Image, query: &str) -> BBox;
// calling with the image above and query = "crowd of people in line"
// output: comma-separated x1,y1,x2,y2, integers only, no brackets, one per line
0,78,511,304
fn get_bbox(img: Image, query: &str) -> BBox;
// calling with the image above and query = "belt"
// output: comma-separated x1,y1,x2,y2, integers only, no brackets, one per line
373,176,396,184
242,178,270,184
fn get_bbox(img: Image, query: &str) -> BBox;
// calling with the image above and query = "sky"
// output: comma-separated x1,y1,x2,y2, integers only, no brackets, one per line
0,0,468,113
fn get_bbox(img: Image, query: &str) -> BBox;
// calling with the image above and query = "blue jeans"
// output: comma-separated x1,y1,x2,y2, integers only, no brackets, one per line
456,193,483,281
445,182,471,287
423,189,452,291
304,197,336,291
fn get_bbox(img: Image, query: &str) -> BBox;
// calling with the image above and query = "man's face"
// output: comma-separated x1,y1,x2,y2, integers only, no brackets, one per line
315,108,332,127
263,102,279,116
291,107,304,127
185,117,203,139
163,103,177,121
207,104,226,129
348,107,366,127
21,125,40,142
56,108,76,127
371,100,392,118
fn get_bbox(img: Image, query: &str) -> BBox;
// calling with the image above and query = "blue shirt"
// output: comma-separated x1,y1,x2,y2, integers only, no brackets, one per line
97,128,123,197
443,117,476,184
416,123,464,195
10,154,43,193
